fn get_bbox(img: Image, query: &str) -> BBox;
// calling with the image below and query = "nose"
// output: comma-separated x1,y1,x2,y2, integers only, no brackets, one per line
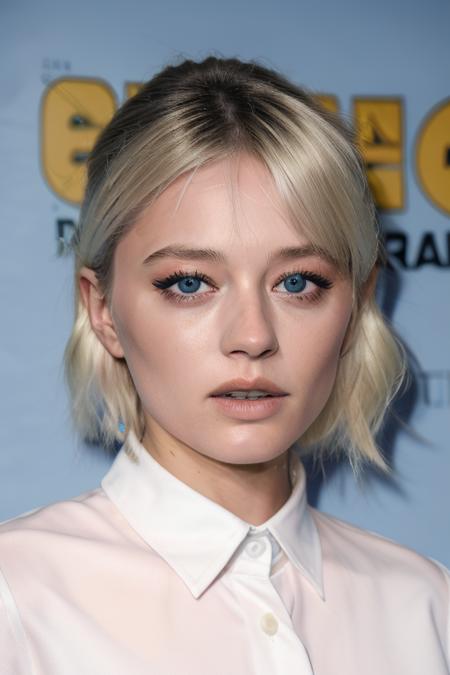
219,287,279,359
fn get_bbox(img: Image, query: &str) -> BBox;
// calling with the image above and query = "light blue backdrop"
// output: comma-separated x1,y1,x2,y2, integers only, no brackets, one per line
1,0,449,566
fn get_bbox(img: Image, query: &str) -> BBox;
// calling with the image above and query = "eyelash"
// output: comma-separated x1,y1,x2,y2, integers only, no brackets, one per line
152,268,333,305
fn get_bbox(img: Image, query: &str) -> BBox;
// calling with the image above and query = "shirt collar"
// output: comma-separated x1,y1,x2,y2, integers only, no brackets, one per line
101,430,324,600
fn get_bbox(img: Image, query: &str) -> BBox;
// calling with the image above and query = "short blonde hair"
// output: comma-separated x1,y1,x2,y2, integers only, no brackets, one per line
64,56,406,469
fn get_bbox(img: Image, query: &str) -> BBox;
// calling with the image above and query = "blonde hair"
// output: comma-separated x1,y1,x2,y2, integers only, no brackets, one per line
64,56,406,470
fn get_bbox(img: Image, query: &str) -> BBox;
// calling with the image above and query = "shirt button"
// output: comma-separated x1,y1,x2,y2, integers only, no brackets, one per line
260,612,279,636
245,539,267,558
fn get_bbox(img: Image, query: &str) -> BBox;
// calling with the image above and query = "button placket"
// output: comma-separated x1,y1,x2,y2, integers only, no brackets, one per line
234,535,272,578
223,553,314,674
260,612,279,636
246,538,267,558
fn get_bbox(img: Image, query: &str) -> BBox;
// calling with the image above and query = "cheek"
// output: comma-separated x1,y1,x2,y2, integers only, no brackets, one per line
312,333,344,386
112,293,204,405
291,308,351,415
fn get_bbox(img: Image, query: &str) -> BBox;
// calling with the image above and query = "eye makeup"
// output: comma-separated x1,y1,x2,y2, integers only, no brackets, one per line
152,267,334,305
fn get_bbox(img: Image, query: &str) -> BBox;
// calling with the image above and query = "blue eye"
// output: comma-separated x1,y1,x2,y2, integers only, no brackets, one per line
153,268,333,305
175,276,203,294
281,273,307,293
153,270,212,301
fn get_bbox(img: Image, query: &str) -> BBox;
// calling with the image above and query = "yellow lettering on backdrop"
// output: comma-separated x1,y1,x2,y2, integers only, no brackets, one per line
416,98,450,216
41,80,447,216
41,78,116,205
125,82,143,99
353,98,403,210
315,95,340,114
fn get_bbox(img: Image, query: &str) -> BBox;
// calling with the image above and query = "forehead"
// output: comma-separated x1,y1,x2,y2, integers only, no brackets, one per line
129,153,307,252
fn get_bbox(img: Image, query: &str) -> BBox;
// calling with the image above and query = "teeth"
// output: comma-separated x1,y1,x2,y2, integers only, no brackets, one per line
223,390,273,399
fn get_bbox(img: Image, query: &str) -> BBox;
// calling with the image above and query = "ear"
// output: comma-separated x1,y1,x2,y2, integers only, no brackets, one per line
78,267,125,359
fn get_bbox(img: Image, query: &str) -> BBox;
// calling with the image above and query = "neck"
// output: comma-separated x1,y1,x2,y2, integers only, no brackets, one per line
140,424,293,526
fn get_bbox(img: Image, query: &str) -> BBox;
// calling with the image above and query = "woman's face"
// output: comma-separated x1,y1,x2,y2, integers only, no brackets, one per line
108,153,354,465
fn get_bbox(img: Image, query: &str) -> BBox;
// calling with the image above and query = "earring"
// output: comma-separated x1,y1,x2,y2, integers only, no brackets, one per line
118,421,126,433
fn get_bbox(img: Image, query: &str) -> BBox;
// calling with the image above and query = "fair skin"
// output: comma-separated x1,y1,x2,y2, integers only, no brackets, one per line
80,152,359,525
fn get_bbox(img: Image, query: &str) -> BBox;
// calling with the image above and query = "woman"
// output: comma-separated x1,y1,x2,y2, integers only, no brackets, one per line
1,56,448,674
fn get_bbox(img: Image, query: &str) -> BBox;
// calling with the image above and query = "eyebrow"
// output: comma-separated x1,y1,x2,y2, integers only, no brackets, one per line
142,244,336,267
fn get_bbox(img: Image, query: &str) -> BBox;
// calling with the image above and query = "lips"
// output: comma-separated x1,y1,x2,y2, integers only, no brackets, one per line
209,376,288,397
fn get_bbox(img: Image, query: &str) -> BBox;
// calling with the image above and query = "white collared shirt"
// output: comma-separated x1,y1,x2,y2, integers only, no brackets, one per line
0,430,449,674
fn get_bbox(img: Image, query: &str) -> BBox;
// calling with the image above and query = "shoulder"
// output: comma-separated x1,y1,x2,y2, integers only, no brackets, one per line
308,508,450,668
311,506,450,614
0,486,136,572
0,487,107,541
0,489,113,667
0,487,148,626
312,506,449,581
